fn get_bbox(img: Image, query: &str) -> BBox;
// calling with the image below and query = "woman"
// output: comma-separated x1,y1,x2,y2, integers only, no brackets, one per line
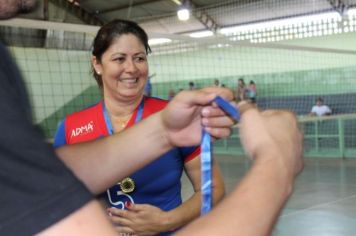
53,19,225,236
247,80,257,103
236,78,246,102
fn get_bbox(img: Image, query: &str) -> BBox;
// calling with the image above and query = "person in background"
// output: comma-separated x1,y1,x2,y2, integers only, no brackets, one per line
144,76,152,97
236,77,246,102
213,79,221,87
247,80,257,103
309,97,332,116
53,19,225,236
188,81,196,90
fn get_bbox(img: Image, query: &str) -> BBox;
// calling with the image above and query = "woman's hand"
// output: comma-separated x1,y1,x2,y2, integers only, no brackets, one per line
107,203,170,236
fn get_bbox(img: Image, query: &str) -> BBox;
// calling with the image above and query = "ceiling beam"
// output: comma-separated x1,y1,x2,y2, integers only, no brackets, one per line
49,0,104,25
326,0,347,15
97,0,163,15
189,0,220,33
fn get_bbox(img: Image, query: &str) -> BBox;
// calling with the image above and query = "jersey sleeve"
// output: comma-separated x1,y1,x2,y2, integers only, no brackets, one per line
53,119,66,148
311,106,317,113
0,43,93,236
180,145,201,163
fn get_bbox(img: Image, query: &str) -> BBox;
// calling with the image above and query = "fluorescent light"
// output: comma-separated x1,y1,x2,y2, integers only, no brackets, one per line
189,30,214,38
177,8,190,21
148,38,172,45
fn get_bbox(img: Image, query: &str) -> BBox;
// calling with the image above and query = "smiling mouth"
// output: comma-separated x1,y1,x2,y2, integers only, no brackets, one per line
120,78,139,85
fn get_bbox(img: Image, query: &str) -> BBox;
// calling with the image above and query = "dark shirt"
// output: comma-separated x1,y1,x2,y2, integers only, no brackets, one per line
0,43,92,235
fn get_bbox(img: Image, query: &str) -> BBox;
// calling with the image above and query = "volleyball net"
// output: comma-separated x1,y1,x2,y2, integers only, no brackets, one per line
2,0,356,157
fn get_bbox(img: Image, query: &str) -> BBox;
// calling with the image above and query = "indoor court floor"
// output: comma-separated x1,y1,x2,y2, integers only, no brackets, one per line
182,155,356,236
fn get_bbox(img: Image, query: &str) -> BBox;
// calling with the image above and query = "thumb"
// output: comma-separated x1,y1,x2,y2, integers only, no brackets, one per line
174,90,217,107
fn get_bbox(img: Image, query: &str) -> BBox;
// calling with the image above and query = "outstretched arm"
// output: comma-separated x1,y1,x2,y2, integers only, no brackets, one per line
177,102,303,236
56,88,235,194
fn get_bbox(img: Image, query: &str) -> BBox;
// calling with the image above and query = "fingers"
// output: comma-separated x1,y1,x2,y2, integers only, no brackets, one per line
108,208,129,223
201,103,235,139
108,208,135,234
108,207,126,217
204,127,232,140
174,90,217,107
202,117,235,130
110,215,131,226
201,87,234,100
202,102,237,118
237,101,259,116
174,87,234,107
115,226,135,235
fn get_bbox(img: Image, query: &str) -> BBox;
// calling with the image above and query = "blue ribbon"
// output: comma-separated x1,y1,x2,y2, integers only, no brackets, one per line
200,96,240,215
201,128,213,215
103,99,144,135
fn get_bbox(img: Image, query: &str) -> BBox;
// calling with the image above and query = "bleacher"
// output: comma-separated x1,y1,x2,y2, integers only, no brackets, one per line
256,92,356,115
215,92,356,158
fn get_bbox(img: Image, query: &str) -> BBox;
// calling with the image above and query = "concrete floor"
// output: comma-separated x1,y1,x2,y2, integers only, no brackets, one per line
181,154,356,236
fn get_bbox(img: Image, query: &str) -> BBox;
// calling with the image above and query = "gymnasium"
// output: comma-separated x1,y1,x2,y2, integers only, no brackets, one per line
1,0,356,235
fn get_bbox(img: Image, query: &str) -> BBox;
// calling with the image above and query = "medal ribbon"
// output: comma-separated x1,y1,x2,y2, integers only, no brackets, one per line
103,99,144,196
201,96,240,215
103,98,144,135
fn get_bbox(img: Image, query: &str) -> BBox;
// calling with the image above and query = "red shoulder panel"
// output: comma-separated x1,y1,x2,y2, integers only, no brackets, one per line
65,102,109,144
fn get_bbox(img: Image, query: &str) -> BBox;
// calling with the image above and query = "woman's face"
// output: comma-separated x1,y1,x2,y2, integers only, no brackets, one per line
93,34,149,102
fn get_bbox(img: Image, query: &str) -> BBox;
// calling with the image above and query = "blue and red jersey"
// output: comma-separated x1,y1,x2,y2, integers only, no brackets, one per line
54,97,200,235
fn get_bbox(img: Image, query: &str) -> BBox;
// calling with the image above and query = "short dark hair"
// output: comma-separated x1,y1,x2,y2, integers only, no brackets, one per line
91,19,151,88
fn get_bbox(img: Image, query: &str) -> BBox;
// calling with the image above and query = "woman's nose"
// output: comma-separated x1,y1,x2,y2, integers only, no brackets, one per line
124,59,138,73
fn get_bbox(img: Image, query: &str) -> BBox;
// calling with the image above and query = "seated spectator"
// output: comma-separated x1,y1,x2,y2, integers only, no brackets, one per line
247,80,257,103
236,78,246,102
309,97,332,116
213,79,221,87
144,77,152,97
188,81,196,90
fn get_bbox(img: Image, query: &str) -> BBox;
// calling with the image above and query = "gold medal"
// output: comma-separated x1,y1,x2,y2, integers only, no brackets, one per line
119,177,135,193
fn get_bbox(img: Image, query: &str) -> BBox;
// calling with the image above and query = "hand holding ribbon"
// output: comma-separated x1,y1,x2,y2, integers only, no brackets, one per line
201,96,240,214
161,87,236,148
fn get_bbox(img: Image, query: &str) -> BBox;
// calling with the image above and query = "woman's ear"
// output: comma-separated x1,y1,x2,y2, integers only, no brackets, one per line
92,56,102,75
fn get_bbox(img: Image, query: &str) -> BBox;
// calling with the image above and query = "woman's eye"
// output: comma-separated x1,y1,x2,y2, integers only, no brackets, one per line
114,57,125,63
135,56,146,62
